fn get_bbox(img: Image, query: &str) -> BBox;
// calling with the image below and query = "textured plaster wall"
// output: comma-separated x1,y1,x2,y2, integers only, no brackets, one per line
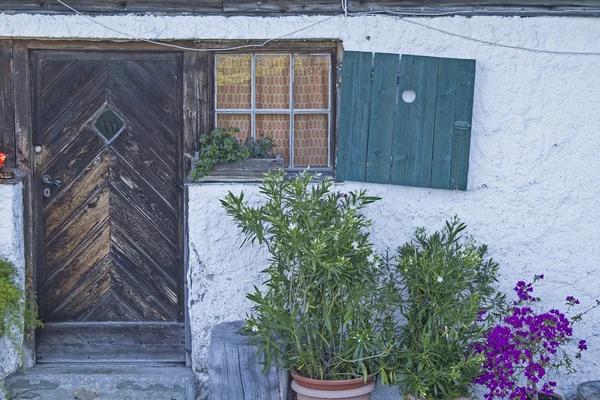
0,183,25,381
0,11,599,399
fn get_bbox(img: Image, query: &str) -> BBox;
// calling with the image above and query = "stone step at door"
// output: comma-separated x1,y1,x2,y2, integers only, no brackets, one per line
5,363,200,400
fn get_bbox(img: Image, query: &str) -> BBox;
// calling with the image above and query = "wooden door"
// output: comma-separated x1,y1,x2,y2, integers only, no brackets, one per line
33,51,185,362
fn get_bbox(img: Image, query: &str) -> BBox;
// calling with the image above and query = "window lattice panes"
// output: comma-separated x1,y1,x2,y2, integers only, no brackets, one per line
294,55,329,110
294,114,329,167
216,55,252,109
256,114,291,164
256,55,291,109
215,114,251,141
215,53,331,168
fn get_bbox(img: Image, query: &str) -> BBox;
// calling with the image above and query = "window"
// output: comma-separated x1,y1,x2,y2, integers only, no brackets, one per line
215,53,332,169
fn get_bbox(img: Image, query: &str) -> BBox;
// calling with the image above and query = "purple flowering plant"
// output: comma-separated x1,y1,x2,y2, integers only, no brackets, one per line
474,274,600,400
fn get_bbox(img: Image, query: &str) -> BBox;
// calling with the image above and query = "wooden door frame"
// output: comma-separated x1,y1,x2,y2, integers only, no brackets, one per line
15,40,205,366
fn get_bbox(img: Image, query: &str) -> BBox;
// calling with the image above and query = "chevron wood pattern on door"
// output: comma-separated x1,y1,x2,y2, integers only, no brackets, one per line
33,51,184,361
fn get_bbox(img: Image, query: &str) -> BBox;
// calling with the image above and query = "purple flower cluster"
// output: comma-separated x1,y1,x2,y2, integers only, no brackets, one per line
474,277,588,400
477,310,488,322
514,281,537,303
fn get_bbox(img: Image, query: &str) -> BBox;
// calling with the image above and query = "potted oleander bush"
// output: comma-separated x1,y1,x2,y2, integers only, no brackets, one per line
221,169,397,400
474,274,600,400
388,219,505,400
189,127,283,182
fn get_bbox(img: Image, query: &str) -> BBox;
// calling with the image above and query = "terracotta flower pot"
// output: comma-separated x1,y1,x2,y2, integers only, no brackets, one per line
291,373,376,400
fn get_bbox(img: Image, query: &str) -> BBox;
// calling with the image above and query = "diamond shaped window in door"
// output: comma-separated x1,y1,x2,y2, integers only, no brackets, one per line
92,108,126,144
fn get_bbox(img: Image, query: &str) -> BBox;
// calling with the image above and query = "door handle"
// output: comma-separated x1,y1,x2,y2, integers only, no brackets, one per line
42,174,63,187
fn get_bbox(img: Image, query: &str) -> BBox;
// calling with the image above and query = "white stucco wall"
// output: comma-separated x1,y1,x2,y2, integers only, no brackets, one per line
0,11,599,399
0,183,25,381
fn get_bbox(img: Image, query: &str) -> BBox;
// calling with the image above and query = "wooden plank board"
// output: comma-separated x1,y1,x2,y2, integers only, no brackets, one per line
110,187,179,277
336,51,372,182
223,0,342,13
108,61,178,129
46,0,222,13
0,1,44,10
391,55,439,187
46,256,112,321
0,1,598,15
37,322,186,363
430,58,459,190
365,53,399,184
183,52,200,175
111,229,178,321
44,224,110,315
197,157,285,182
182,50,202,366
43,183,110,276
18,40,338,53
209,321,286,400
449,58,476,191
0,40,15,169
39,62,106,135
350,0,600,10
13,41,36,367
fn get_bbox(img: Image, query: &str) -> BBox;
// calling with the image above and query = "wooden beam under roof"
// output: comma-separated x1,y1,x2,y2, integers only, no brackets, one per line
0,0,598,16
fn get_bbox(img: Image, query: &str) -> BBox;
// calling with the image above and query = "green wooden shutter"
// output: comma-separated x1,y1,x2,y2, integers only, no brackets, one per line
391,55,476,190
336,52,475,191
336,51,372,182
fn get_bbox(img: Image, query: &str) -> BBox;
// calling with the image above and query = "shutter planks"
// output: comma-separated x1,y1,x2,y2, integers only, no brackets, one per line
448,59,476,190
391,55,439,188
336,51,372,182
430,58,460,189
336,51,476,191
366,53,399,184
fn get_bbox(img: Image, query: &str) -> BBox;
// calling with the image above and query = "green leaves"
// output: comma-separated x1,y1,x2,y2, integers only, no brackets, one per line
392,218,504,399
0,257,42,349
243,135,277,159
189,127,276,181
221,169,393,381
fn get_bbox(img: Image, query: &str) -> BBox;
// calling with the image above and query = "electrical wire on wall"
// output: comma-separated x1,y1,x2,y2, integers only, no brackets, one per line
54,0,600,56
55,0,337,52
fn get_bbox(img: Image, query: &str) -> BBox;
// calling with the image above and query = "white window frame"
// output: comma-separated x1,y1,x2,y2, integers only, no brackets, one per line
214,53,332,170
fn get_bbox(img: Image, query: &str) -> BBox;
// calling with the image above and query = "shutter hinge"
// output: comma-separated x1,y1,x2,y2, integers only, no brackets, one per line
371,69,374,82
397,73,401,85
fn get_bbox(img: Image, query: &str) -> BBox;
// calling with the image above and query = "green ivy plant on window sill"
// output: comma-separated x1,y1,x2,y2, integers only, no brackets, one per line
188,127,283,183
